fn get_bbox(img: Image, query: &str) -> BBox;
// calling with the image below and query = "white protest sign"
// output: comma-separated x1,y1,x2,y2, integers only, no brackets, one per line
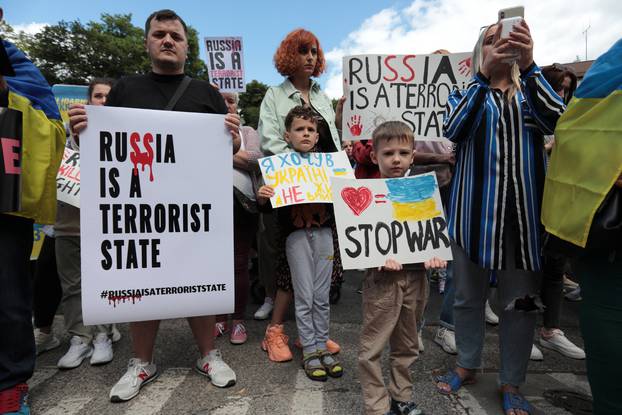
80,105,233,324
205,37,245,92
331,173,452,270
259,151,354,208
56,147,81,208
342,53,472,141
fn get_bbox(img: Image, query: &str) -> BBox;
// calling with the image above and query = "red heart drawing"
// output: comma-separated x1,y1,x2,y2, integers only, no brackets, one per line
341,186,372,216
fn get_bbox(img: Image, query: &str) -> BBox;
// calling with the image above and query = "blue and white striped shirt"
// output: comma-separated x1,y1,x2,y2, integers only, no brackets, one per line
443,63,565,271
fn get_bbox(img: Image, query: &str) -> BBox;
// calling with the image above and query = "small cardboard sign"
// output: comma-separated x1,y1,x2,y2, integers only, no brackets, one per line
331,173,452,269
204,37,245,92
259,151,354,208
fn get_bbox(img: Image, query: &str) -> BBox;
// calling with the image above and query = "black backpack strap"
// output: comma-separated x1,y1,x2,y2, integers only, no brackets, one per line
164,76,192,110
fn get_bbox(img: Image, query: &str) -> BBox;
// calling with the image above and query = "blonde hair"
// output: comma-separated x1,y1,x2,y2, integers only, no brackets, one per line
372,121,414,151
472,24,520,101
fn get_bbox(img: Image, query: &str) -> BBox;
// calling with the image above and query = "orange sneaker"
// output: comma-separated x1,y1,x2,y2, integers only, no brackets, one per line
294,338,341,355
261,324,293,362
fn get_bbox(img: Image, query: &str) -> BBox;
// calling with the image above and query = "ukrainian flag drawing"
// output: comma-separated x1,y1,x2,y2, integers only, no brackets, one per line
386,175,441,221
542,38,622,247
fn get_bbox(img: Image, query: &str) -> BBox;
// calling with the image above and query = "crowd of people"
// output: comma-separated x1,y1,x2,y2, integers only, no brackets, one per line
0,7,620,415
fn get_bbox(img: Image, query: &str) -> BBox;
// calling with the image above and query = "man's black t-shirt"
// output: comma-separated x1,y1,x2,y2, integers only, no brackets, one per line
106,72,227,114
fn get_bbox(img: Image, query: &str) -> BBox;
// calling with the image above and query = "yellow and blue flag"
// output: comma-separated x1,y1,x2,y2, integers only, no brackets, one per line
3,40,65,224
541,38,622,247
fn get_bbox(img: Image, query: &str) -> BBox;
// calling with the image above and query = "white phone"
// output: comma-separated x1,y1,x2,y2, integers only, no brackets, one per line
498,6,524,39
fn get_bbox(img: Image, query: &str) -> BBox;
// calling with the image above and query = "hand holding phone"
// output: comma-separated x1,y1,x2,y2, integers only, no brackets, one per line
497,6,525,63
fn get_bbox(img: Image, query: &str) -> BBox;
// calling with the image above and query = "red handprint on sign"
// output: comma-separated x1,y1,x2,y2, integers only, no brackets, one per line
347,115,363,137
458,57,472,76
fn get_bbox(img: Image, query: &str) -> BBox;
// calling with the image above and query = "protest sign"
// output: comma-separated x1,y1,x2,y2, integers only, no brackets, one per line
0,107,22,213
342,52,472,141
331,173,452,270
259,151,354,208
56,147,81,208
80,105,233,324
52,84,88,123
204,37,245,92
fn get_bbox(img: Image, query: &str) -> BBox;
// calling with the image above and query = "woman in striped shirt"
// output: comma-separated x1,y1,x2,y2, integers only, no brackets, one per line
435,20,564,415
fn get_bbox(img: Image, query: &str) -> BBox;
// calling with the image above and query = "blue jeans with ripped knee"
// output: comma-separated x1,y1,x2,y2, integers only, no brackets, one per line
452,239,541,386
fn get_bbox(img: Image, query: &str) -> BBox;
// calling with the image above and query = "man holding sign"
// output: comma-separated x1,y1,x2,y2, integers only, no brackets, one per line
69,9,240,402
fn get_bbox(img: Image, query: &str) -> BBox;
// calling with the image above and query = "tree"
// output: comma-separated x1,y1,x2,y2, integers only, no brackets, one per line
238,79,269,129
0,14,208,85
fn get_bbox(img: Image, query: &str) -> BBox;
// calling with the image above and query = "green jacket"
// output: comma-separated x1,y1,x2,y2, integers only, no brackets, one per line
258,78,340,156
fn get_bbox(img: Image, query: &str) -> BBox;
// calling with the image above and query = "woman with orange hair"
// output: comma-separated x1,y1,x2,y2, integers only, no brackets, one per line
257,28,343,364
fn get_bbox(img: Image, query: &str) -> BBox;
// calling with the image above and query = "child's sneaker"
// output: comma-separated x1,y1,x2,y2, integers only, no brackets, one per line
34,329,60,355
391,398,423,415
230,323,247,345
109,358,158,402
214,321,228,338
294,338,341,354
195,350,236,387
262,324,292,362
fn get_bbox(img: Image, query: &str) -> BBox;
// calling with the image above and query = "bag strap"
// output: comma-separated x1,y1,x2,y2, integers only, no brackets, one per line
164,76,191,110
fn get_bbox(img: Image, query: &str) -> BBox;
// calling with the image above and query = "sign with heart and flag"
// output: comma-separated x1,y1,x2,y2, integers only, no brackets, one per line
331,173,452,269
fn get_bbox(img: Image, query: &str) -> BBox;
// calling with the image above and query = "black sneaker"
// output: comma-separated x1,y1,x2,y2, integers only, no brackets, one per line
391,398,423,415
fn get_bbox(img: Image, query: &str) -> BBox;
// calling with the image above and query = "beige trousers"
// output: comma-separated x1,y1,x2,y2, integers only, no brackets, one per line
358,268,429,415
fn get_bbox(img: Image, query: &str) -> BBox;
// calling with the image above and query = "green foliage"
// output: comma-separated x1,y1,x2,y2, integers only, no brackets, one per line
0,14,207,85
239,79,269,129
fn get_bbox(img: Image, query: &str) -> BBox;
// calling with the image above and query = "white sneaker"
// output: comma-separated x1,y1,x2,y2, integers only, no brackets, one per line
109,358,158,402
195,349,236,388
90,332,114,365
539,329,586,359
434,327,457,355
111,324,122,343
485,300,499,325
565,287,582,302
530,344,544,361
57,336,93,369
254,298,274,320
34,329,60,355
418,331,425,353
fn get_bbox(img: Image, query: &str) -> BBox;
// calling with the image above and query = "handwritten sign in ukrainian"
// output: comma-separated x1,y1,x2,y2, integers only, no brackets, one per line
204,36,245,92
56,147,81,208
259,151,354,208
331,173,452,269
342,52,472,141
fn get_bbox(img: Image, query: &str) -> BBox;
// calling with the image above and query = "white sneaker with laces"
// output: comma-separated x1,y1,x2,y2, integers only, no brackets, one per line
433,327,457,355
195,349,236,388
485,300,499,325
57,336,93,369
530,344,544,361
254,298,274,320
539,329,586,359
34,329,60,355
109,358,158,402
91,332,114,365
